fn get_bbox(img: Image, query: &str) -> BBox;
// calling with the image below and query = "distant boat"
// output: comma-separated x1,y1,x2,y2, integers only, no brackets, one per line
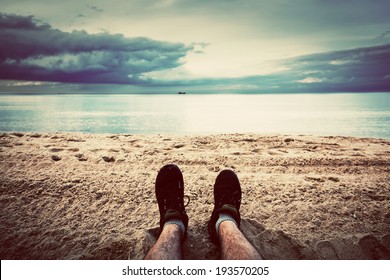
178,91,186,94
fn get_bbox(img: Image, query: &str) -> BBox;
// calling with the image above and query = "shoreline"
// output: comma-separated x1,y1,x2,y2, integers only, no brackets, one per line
2,130,390,141
1,132,389,259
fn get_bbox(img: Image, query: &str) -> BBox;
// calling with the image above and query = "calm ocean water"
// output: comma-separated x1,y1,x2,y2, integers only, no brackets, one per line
0,93,389,138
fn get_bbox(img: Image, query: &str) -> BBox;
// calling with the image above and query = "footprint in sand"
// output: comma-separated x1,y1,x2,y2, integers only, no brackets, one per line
102,156,115,163
51,155,61,161
382,234,390,250
267,150,283,156
75,154,88,161
358,235,390,260
305,176,325,183
12,132,24,137
316,240,339,259
49,148,64,153
173,144,185,149
30,133,42,138
284,138,295,144
66,138,85,142
328,177,340,182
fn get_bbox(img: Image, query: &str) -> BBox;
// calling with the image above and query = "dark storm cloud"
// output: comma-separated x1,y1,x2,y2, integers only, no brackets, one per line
1,11,389,93
0,13,192,84
282,44,390,92
257,44,390,92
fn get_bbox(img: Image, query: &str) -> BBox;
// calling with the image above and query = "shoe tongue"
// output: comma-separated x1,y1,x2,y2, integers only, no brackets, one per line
220,204,237,212
165,209,181,220
218,204,239,217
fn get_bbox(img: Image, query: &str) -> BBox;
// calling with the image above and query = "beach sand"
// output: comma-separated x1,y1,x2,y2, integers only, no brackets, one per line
0,132,389,260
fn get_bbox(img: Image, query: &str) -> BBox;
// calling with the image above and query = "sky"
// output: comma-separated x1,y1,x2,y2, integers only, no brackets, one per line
0,0,390,93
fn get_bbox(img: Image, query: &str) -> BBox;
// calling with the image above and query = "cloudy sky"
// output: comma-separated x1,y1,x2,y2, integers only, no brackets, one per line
1,0,390,93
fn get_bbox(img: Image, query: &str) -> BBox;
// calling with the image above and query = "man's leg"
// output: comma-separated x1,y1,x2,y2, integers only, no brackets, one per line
208,170,262,260
144,164,189,260
144,224,183,260
219,220,262,260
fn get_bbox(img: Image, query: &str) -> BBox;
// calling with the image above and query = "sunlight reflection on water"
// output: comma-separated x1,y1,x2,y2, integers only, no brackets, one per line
0,93,389,138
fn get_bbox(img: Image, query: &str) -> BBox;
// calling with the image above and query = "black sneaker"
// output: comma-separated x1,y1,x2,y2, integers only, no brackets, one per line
155,164,189,240
208,170,242,245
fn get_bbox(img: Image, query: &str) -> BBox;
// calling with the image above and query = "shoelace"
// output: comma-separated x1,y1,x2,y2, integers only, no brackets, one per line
162,181,190,211
184,195,190,207
162,196,190,212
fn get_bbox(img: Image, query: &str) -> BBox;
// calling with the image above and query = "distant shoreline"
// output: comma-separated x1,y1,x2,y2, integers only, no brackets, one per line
1,91,390,95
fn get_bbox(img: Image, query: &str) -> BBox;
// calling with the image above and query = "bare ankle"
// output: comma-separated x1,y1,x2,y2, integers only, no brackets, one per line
163,223,183,239
218,219,238,236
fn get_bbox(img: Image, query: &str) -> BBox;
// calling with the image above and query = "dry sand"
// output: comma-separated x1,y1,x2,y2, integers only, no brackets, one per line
0,132,389,260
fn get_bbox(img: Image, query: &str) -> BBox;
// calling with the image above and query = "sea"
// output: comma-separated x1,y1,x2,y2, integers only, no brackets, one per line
0,92,389,139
